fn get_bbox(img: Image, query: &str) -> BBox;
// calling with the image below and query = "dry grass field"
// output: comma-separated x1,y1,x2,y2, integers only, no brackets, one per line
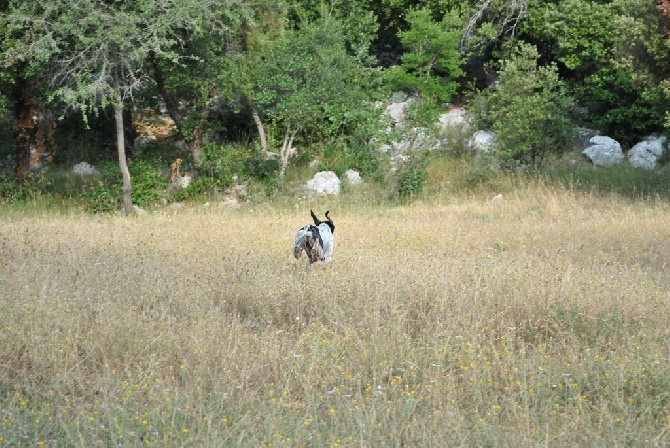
1,182,669,446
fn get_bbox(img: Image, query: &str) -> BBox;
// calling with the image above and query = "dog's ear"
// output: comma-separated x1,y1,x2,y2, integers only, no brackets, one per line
323,210,335,233
310,209,321,225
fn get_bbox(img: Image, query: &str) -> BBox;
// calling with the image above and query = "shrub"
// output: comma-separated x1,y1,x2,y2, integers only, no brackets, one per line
384,7,464,124
81,181,119,213
79,160,167,212
0,171,52,203
128,159,169,207
321,138,379,178
169,176,220,203
480,43,575,167
199,143,249,187
396,153,429,199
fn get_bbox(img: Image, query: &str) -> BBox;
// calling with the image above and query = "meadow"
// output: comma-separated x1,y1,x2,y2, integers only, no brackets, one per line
0,181,669,447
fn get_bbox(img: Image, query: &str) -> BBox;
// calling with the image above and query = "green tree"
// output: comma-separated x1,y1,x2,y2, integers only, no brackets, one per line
480,42,574,166
147,3,250,164
385,7,464,122
524,0,669,144
1,0,225,212
289,0,380,62
221,15,380,178
0,2,57,184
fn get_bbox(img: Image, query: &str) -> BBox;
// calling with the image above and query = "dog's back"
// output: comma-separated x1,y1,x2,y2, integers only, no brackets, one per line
294,210,335,264
294,224,323,263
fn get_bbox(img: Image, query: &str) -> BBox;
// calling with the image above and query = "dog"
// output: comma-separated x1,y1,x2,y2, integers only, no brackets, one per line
294,210,335,264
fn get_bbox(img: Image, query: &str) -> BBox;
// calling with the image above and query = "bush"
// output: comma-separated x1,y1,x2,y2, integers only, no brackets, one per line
81,181,119,213
0,171,52,203
479,43,575,167
321,138,379,178
79,159,167,212
245,153,279,181
128,159,169,207
199,143,249,187
384,7,464,124
168,176,221,203
396,153,429,199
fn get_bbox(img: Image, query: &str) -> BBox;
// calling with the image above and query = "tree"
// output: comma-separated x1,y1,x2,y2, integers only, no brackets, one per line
1,0,226,212
221,15,380,178
480,42,574,166
0,3,57,184
146,3,250,164
461,0,528,52
523,0,669,144
385,7,464,122
657,0,670,39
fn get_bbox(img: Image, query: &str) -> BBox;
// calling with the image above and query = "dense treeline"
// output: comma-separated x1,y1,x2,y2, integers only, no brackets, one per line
0,0,669,210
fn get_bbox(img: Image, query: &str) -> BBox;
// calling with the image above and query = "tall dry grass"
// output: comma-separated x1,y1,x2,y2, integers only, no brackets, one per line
1,183,669,446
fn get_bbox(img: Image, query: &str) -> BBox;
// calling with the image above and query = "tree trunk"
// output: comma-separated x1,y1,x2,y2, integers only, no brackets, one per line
189,128,203,165
279,123,295,179
150,51,205,165
11,77,57,184
252,107,268,154
115,101,133,214
149,51,184,136
12,79,31,184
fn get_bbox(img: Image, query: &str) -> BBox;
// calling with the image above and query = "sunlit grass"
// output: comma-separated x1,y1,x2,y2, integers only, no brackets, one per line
1,181,669,446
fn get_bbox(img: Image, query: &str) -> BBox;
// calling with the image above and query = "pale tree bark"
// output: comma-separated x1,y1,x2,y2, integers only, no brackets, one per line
279,122,296,179
252,107,268,153
461,0,528,51
189,128,203,165
114,96,133,214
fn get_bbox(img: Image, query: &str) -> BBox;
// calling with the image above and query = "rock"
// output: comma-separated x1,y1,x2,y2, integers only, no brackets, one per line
468,130,498,155
438,107,473,134
573,128,600,150
134,135,156,148
491,194,504,203
167,173,192,194
384,95,415,131
304,171,340,197
582,136,624,166
344,169,363,185
174,174,192,189
72,162,98,175
133,205,147,215
628,136,666,170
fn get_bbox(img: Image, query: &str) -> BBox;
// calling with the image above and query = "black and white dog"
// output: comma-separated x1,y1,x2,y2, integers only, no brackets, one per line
294,210,335,264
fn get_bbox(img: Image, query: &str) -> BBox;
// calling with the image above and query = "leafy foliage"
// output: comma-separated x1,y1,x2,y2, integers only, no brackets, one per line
385,7,464,122
80,159,167,213
524,0,670,144
81,181,120,214
478,43,575,166
397,153,429,199
220,14,381,175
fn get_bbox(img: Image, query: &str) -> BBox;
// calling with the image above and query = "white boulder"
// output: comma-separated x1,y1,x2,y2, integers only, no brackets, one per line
468,130,498,155
344,169,363,185
305,171,340,197
384,97,415,130
438,107,473,134
73,162,98,175
628,136,666,170
582,136,624,166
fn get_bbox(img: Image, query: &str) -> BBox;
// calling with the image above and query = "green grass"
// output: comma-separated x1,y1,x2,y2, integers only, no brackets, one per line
1,179,669,446
545,154,670,200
